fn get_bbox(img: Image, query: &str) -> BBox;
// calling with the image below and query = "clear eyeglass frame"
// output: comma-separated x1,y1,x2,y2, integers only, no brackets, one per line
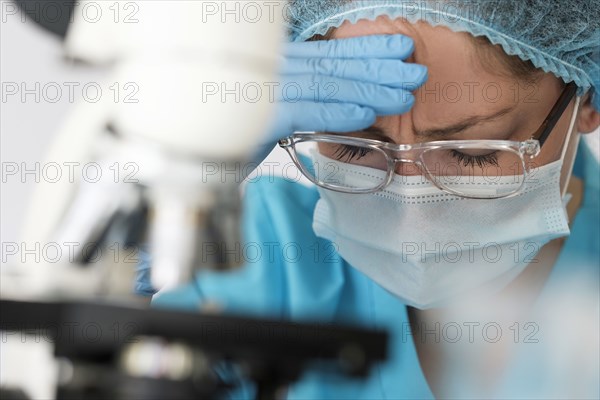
278,83,578,200
280,134,541,198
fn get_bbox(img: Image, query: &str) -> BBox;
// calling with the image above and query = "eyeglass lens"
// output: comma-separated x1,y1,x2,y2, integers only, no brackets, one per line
292,139,527,198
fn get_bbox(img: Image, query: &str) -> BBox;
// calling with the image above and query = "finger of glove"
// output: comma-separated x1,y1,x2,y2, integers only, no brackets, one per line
278,74,416,116
282,58,428,89
267,102,376,141
285,35,415,60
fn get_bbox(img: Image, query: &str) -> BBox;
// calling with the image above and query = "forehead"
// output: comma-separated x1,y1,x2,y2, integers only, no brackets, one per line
331,16,521,122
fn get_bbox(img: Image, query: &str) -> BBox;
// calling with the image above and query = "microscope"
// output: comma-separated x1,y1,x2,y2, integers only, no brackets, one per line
0,2,388,399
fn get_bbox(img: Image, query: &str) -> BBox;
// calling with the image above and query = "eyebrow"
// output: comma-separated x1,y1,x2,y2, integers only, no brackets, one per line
413,105,517,139
344,105,517,141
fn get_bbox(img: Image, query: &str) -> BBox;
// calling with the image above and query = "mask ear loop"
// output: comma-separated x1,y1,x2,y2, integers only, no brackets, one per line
560,96,582,198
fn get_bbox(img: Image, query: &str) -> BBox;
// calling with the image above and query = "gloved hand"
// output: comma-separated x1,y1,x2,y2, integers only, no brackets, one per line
253,34,428,162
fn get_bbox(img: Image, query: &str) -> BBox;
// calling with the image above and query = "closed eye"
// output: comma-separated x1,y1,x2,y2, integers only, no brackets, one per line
450,150,500,168
333,144,374,162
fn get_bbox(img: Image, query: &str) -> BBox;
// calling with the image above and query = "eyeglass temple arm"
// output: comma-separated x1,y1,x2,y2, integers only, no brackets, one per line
532,82,578,147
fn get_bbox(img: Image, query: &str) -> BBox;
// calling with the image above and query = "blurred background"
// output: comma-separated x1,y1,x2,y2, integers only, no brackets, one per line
1,2,598,399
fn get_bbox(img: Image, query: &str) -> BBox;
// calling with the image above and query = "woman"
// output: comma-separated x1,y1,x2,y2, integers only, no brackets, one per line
139,1,599,398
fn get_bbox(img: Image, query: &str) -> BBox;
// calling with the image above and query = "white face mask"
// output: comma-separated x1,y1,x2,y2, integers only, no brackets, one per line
311,101,581,309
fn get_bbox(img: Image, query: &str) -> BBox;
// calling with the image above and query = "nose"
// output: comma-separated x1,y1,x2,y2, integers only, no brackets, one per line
393,160,424,176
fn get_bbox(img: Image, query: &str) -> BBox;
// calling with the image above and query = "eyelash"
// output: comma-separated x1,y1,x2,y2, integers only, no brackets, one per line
333,145,500,169
333,145,373,162
450,150,500,168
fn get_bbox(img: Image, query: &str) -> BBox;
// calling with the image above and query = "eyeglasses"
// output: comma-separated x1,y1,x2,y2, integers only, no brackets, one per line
279,83,578,199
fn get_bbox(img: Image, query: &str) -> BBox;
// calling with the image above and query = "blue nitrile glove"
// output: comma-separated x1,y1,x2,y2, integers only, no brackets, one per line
253,34,428,162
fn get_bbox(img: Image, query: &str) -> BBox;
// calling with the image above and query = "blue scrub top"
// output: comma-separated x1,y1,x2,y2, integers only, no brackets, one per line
136,142,599,399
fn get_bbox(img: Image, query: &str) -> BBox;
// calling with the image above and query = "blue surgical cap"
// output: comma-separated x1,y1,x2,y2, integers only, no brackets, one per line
288,0,600,111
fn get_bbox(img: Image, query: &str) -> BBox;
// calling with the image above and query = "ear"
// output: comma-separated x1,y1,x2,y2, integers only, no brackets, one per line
577,92,600,133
